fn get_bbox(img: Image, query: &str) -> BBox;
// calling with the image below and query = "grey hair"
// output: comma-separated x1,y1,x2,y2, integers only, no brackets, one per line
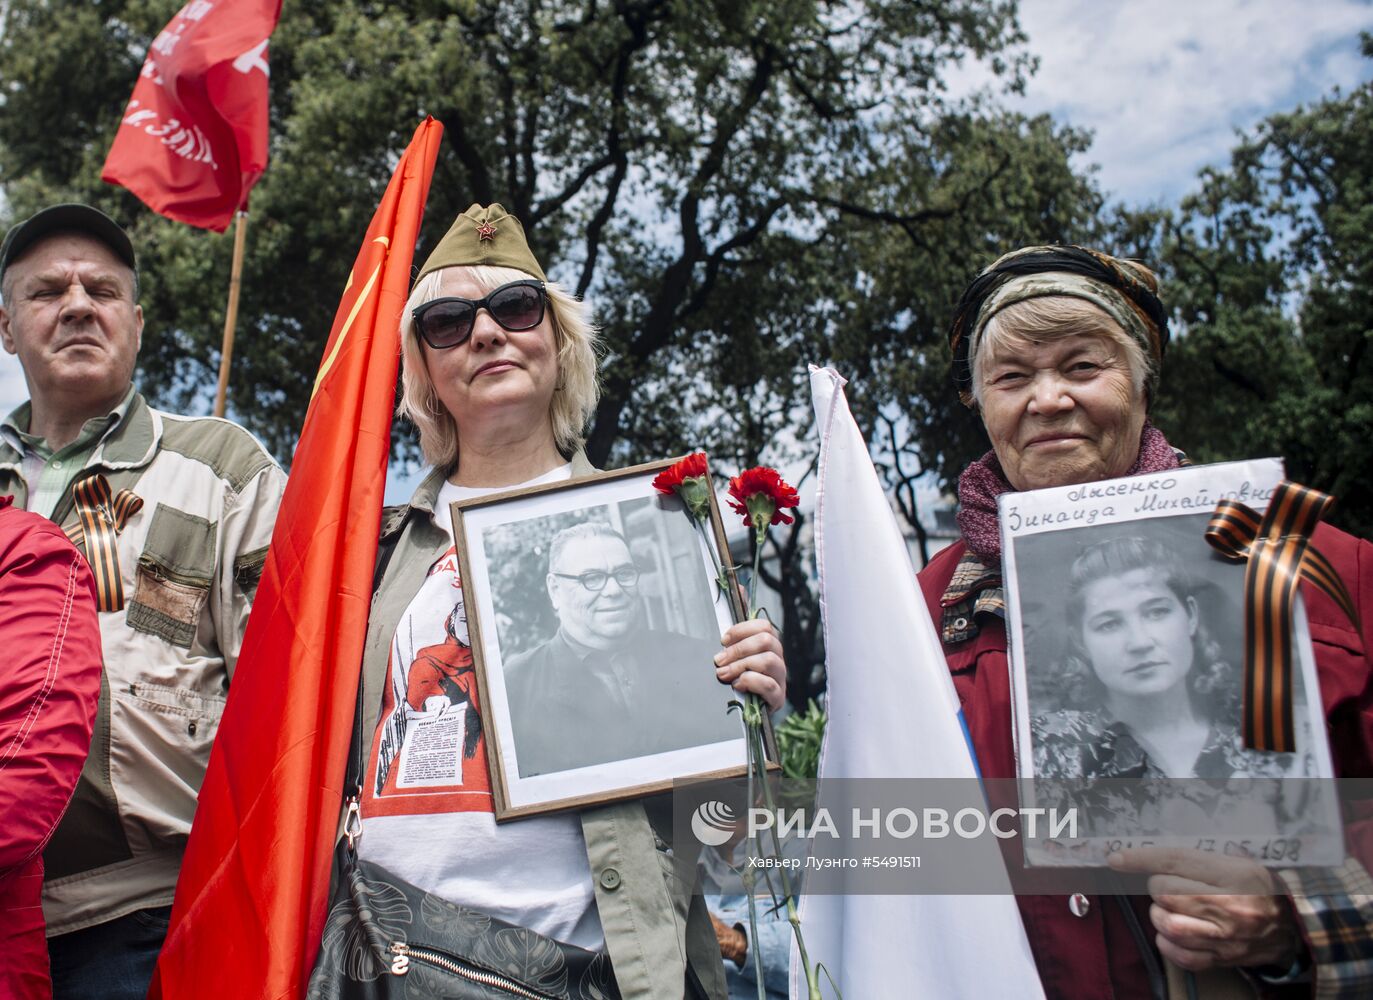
547,521,628,574
970,295,1151,407
398,265,600,470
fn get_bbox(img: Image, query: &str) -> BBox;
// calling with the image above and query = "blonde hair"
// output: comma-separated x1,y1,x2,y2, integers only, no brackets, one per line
398,265,600,470
971,295,1152,407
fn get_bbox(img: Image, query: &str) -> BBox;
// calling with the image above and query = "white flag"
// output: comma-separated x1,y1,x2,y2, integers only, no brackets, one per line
794,365,1044,999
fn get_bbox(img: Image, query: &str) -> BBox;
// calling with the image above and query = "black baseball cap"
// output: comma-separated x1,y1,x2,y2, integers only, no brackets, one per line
0,203,137,286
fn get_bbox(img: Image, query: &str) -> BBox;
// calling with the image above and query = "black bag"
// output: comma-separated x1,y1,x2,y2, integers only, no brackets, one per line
306,845,619,1000
306,589,620,1000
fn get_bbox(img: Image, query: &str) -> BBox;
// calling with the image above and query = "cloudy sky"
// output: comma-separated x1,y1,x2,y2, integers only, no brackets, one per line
1,0,1369,499
964,0,1373,205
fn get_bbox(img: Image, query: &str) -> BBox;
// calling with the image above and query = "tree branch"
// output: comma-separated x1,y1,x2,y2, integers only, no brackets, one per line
531,151,618,225
1271,135,1334,210
881,413,929,565
680,196,788,317
585,38,780,463
1210,355,1268,401
439,110,494,205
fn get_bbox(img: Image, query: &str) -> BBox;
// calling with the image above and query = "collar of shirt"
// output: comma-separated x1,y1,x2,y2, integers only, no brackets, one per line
938,548,1005,645
0,385,136,517
556,626,640,699
1047,702,1259,780
2,385,137,454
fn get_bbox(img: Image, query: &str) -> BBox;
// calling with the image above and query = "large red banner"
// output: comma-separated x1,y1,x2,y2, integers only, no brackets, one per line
102,0,282,231
148,118,444,999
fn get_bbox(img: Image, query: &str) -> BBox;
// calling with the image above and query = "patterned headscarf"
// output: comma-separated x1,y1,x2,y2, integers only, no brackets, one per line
947,245,1169,408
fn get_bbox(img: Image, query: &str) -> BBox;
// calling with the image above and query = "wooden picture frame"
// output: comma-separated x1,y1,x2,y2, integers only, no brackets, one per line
451,457,772,820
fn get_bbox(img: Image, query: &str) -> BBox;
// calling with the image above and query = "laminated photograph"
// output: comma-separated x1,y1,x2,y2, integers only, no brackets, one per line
450,459,758,819
1000,457,1344,867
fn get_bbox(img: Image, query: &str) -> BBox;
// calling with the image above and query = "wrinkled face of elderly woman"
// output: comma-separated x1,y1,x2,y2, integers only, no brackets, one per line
1079,567,1198,701
975,298,1147,492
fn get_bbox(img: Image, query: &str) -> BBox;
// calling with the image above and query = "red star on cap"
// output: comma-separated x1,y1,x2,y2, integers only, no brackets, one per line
475,220,497,241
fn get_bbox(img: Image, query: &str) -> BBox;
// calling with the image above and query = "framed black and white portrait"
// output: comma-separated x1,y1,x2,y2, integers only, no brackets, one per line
1001,458,1343,867
451,459,759,819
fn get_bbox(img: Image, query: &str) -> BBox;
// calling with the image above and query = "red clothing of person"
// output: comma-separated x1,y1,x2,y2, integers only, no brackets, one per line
0,497,102,1000
375,635,486,797
917,522,1373,1000
403,636,479,715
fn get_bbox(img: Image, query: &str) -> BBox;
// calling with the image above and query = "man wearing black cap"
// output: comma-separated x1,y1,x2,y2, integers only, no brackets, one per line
0,204,286,999
0,205,143,507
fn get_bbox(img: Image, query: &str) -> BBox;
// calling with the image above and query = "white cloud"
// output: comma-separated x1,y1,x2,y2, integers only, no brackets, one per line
949,0,1373,204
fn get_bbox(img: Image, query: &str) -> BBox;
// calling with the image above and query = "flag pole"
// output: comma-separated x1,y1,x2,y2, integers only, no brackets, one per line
213,209,249,418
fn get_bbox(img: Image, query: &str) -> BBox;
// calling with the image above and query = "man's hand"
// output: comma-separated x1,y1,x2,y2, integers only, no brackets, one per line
1109,847,1304,972
710,912,748,966
715,619,786,711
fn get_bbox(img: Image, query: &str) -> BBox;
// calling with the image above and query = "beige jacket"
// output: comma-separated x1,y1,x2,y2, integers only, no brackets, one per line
0,392,285,935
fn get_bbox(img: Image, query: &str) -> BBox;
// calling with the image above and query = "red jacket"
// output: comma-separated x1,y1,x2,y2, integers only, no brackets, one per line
0,498,102,1000
917,522,1373,1000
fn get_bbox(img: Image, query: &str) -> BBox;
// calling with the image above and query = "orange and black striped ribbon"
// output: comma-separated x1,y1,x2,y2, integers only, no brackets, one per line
1205,480,1361,752
63,473,144,612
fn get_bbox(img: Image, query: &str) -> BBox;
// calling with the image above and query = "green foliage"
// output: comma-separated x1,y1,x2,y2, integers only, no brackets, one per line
1115,37,1373,536
0,0,1103,703
0,0,1074,464
774,697,825,781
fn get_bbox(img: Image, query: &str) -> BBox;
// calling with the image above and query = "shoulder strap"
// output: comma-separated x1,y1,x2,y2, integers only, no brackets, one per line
371,523,402,596
359,531,402,778
1113,894,1166,1000
341,528,406,852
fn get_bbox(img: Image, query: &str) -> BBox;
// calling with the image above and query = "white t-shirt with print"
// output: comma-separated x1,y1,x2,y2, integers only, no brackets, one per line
357,464,604,950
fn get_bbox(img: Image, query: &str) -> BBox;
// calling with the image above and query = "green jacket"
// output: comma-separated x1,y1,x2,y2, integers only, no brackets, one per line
362,458,728,999
0,392,286,935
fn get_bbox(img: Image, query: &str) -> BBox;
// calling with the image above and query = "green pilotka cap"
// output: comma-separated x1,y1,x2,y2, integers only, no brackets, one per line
415,203,546,284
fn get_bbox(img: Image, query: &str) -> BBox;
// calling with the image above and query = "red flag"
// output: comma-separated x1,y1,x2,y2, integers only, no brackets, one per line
148,117,444,999
101,0,282,231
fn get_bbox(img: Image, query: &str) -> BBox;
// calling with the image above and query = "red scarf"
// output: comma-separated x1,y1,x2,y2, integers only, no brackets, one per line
955,424,1181,562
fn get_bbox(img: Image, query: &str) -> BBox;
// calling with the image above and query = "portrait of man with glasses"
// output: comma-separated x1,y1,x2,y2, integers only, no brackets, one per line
503,520,741,778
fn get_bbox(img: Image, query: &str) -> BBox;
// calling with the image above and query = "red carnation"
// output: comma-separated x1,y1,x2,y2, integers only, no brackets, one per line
652,451,708,495
727,466,800,537
653,452,712,521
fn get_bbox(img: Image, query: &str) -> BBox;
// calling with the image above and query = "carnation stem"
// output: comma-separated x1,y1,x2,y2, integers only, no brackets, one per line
746,693,823,999
680,476,826,997
693,517,729,604
747,530,763,619
740,534,824,998
742,739,767,1000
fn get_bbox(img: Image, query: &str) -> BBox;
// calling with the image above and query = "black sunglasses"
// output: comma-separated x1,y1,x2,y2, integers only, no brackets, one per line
412,279,547,350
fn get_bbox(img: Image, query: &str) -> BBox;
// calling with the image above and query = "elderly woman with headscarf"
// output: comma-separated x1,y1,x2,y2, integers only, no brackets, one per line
308,205,786,999
916,246,1373,999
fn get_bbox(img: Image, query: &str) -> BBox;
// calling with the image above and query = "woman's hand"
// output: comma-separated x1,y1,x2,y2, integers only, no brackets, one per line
1109,847,1304,972
715,619,786,712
